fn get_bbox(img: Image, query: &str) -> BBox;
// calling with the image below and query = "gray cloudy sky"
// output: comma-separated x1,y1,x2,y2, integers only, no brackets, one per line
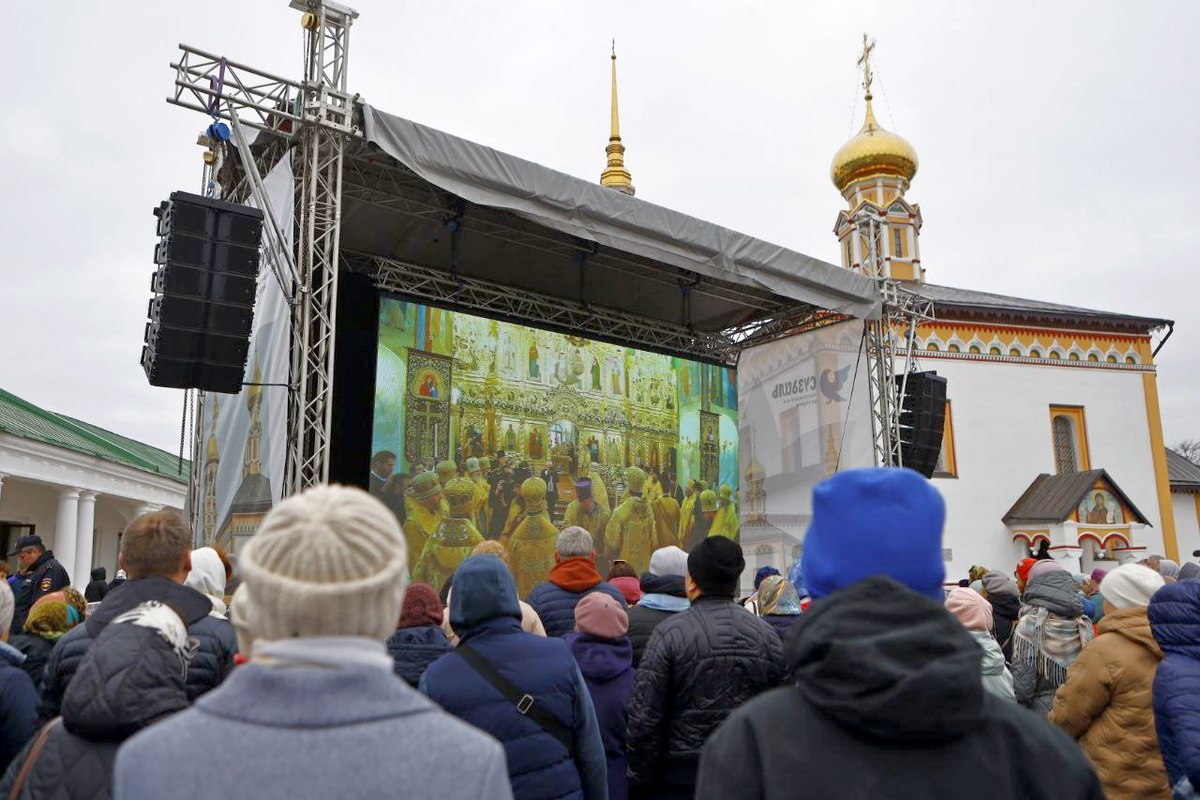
3,1,1196,455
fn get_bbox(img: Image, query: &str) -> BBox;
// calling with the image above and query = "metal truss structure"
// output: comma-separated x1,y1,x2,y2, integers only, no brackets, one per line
361,254,816,367
286,0,357,491
168,0,907,499
852,207,935,467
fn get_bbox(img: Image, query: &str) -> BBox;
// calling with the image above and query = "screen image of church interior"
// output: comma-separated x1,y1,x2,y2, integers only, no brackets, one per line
370,298,740,569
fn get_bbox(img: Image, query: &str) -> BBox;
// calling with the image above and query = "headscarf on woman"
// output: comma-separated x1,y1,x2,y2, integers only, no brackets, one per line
1012,568,1094,712
758,576,802,617
24,588,86,641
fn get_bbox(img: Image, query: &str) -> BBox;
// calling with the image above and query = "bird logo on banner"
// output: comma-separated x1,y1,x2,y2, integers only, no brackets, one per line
819,365,853,403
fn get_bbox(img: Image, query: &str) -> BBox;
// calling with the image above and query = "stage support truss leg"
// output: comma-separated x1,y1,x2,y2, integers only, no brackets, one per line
286,0,358,493
853,208,934,468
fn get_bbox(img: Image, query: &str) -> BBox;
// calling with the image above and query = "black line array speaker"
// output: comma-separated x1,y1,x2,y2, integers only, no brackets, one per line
141,191,264,393
894,371,948,478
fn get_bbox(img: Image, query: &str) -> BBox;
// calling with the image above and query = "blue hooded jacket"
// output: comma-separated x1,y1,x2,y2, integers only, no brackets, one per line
1149,580,1200,791
566,632,634,800
421,556,607,800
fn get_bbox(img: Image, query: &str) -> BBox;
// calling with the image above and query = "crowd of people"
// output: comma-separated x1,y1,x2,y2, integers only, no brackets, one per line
1,465,1199,798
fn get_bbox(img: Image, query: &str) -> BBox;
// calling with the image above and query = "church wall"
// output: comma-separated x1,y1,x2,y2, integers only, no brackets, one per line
1173,493,1200,562
925,356,1166,579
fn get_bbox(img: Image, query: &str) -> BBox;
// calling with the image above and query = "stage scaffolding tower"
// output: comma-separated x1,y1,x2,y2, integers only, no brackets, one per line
851,206,934,469
168,0,357,496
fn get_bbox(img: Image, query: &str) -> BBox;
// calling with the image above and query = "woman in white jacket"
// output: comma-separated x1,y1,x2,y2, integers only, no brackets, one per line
945,586,1016,702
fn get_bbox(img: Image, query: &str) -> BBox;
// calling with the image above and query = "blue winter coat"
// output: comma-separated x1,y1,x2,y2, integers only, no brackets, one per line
1149,580,1200,791
0,642,37,775
386,625,454,687
421,555,607,800
566,633,634,800
527,574,626,638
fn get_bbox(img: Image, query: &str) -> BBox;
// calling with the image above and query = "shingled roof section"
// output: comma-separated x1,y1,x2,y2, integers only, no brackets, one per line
1167,449,1200,493
0,387,189,483
1002,469,1151,526
914,283,1171,334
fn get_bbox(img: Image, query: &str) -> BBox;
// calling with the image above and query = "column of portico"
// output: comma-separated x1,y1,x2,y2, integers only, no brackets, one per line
0,473,5,508
54,489,81,585
74,491,98,590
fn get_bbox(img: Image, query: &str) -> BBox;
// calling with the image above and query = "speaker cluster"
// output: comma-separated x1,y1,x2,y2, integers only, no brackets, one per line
141,192,264,393
894,371,948,478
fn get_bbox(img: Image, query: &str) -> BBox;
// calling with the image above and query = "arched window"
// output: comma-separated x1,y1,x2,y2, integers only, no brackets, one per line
990,346,1003,356
1126,355,1138,364
893,228,904,258
948,344,961,353
1049,351,1061,360
1087,353,1099,362
1030,349,1042,358
927,342,940,352
1106,355,1118,363
1053,415,1078,474
1010,347,1021,357
1069,352,1081,361
969,345,981,355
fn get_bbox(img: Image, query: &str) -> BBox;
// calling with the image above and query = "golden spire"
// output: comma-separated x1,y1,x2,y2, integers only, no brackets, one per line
600,41,635,196
830,33,918,193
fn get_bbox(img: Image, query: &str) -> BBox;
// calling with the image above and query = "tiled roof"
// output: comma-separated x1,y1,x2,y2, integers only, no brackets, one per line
1167,448,1200,493
914,283,1171,332
0,387,189,483
1002,469,1150,526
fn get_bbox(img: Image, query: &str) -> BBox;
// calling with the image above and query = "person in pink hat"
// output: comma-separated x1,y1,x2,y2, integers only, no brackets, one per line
566,593,633,800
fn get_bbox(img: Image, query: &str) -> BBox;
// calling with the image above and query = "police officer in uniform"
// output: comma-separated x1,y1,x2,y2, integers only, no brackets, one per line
8,534,70,635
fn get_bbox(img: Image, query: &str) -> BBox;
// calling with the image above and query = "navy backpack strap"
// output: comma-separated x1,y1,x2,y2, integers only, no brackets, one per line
455,644,574,756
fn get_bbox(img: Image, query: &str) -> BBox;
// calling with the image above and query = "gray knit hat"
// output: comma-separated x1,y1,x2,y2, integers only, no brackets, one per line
231,485,408,655
0,581,13,634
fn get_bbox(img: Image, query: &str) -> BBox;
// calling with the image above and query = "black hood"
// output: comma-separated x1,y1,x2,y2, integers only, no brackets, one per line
988,590,1020,619
90,567,107,581
787,576,984,744
639,572,686,598
87,576,212,638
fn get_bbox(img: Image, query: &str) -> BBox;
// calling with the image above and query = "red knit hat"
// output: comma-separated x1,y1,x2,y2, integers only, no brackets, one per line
1016,558,1038,584
399,583,444,628
574,592,628,639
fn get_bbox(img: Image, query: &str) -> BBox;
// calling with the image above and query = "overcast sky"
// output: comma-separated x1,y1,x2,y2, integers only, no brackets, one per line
3,1,1196,457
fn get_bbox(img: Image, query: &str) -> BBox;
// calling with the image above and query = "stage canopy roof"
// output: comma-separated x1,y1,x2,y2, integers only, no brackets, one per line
323,105,880,365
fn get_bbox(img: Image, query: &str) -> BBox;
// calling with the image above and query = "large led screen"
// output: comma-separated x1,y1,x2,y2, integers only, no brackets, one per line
369,298,739,537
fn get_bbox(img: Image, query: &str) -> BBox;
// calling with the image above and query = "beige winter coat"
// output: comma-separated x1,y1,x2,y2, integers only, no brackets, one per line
1047,607,1170,799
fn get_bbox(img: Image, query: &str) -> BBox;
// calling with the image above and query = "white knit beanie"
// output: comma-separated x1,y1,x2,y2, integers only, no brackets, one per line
1101,563,1165,610
649,546,689,577
0,581,13,634
231,485,408,655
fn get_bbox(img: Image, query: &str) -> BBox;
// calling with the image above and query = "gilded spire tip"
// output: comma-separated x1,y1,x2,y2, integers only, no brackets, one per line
600,41,634,195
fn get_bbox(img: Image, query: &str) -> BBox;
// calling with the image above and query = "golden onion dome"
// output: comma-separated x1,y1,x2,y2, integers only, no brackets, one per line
746,456,765,481
831,97,918,192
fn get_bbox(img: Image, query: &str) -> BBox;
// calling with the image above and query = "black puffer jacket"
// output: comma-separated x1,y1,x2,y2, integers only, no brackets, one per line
695,577,1103,800
627,573,688,666
38,577,235,721
626,594,783,799
0,605,191,799
385,625,453,687
9,636,53,689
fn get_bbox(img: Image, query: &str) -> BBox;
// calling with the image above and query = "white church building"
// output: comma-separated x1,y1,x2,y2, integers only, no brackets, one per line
0,387,187,588
740,43,1178,586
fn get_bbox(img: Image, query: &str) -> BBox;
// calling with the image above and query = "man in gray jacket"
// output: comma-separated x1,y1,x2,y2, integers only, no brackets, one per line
113,485,512,800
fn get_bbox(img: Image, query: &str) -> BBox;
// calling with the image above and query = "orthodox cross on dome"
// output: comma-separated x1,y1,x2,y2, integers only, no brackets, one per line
857,33,875,100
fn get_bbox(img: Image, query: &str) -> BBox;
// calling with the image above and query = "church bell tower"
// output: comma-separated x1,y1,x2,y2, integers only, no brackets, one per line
831,35,924,283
